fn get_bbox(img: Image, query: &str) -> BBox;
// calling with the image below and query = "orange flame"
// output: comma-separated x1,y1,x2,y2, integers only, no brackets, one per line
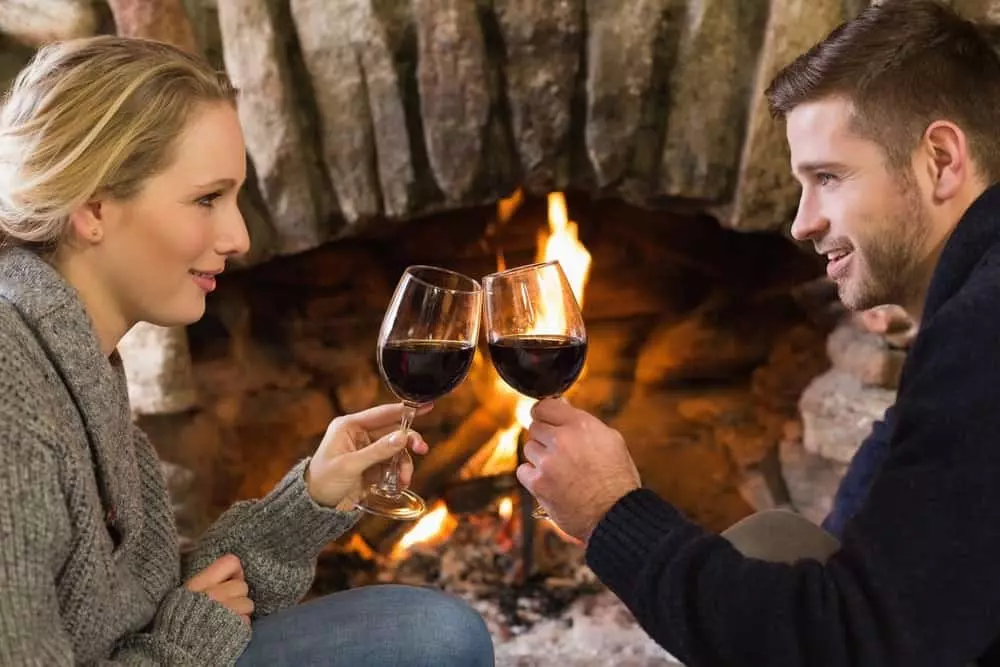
391,192,591,559
498,496,514,520
390,500,456,561
489,192,593,471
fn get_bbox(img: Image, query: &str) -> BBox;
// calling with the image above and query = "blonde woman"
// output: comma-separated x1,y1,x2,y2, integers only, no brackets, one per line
0,36,493,666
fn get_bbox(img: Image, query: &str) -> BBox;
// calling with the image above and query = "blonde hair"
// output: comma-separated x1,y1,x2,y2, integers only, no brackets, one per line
0,35,237,248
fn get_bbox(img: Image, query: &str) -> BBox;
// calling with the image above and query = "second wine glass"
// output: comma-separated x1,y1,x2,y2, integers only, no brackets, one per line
357,265,482,520
483,260,588,519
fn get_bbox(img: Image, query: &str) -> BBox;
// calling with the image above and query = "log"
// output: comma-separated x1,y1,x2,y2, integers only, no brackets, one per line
443,473,519,514
356,397,517,551
414,0,490,202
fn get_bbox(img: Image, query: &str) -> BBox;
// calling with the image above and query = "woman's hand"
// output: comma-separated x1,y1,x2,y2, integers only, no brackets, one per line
305,403,432,509
184,554,254,624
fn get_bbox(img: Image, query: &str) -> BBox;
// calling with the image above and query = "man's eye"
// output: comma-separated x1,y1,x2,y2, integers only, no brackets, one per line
816,173,836,186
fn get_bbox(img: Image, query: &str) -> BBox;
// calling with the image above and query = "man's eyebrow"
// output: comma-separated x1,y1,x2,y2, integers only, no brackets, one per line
793,161,843,175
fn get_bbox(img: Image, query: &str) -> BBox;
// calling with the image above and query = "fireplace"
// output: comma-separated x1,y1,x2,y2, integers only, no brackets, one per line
147,187,829,557
0,0,914,659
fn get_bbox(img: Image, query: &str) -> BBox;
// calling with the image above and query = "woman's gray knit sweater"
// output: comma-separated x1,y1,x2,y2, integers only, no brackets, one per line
0,248,360,665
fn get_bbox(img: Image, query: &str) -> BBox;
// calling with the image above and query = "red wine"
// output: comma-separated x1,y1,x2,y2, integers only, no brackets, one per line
379,340,475,404
487,334,587,399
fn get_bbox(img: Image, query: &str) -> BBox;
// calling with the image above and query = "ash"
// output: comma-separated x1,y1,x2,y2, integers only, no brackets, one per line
312,511,681,666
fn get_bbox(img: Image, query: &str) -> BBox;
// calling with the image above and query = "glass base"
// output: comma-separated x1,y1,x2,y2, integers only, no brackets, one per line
356,486,427,520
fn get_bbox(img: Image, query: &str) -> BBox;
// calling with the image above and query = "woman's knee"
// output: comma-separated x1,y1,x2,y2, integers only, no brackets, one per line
388,586,494,666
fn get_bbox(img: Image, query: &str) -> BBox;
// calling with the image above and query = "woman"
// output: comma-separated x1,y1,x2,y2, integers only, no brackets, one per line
0,36,493,666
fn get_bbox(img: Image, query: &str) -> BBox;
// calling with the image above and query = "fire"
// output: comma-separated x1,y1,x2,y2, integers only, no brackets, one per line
391,191,592,559
541,192,592,307
498,496,514,520
390,500,456,560
489,192,593,471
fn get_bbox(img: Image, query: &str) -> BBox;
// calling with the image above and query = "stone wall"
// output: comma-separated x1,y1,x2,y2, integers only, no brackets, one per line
7,1,1000,263
781,306,915,523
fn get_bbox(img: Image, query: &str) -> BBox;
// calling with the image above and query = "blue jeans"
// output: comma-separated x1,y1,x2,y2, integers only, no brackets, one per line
236,584,494,666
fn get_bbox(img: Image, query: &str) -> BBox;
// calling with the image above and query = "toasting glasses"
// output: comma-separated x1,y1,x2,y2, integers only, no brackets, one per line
482,260,588,518
356,266,483,520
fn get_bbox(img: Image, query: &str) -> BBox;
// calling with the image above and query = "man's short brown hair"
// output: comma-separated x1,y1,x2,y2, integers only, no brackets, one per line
766,0,1000,181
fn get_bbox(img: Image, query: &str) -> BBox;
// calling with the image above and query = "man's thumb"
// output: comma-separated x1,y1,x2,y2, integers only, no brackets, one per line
345,431,408,472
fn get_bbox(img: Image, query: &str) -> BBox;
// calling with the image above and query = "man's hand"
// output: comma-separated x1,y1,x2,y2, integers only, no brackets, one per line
184,554,254,624
305,402,432,509
517,398,641,542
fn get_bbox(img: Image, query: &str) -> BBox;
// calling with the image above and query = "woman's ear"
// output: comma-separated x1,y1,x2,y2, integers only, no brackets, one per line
67,199,105,244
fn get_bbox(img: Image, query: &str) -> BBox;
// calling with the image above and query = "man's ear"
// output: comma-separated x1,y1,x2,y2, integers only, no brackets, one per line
921,120,971,202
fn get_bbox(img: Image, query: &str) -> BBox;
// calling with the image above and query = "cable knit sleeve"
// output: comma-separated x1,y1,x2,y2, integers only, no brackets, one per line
183,459,361,617
0,433,250,666
0,431,77,665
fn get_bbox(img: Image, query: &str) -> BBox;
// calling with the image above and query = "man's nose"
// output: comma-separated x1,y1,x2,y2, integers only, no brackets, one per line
789,194,828,242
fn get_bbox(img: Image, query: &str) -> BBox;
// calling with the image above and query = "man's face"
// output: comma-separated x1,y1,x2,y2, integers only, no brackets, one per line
786,97,933,311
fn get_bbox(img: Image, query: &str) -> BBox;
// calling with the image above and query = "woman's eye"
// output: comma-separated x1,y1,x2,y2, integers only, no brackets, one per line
197,192,222,208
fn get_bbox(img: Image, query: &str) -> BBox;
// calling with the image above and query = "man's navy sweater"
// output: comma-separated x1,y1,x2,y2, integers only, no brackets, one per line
586,183,1000,666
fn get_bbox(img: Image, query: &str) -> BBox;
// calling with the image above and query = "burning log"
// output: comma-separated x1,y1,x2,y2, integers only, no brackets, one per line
443,473,520,513
356,397,517,551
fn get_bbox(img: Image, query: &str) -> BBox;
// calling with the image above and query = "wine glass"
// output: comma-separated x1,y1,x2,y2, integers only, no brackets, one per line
357,265,483,520
483,260,588,518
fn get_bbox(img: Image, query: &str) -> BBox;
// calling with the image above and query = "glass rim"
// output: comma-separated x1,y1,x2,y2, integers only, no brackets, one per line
483,260,562,281
404,265,482,294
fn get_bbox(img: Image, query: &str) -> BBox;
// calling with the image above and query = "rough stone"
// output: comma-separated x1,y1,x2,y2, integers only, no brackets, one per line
658,0,768,201
290,0,412,222
119,323,199,415
107,0,199,52
494,0,582,192
216,0,331,253
290,0,381,223
585,0,672,188
779,437,846,525
826,320,906,389
0,0,98,47
725,0,846,231
798,368,895,464
414,0,490,202
950,0,1000,22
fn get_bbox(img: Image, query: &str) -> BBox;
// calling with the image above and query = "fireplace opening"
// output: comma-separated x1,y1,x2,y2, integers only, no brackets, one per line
145,188,834,636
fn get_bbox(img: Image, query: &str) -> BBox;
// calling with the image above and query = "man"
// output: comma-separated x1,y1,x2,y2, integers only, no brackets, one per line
518,1,1000,665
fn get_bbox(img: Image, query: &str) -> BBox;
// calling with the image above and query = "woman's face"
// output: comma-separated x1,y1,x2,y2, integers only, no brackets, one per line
87,101,250,329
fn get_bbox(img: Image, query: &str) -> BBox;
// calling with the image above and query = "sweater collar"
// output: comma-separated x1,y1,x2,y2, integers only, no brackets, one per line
0,247,134,535
922,182,1000,321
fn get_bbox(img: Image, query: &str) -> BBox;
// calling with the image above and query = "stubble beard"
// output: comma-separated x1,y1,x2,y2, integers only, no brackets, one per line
839,178,932,312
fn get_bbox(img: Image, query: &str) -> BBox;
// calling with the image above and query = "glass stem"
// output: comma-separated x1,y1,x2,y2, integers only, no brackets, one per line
376,403,417,497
